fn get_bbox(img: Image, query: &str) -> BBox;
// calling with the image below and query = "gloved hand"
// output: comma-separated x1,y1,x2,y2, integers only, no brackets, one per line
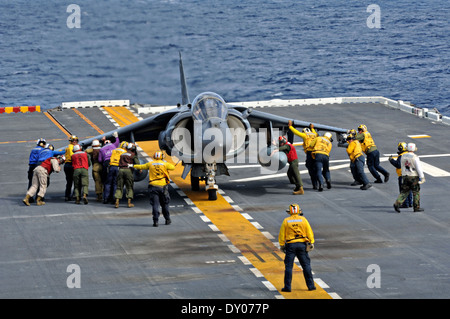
127,164,133,168
306,243,314,252
280,245,286,254
113,131,118,138
419,177,426,184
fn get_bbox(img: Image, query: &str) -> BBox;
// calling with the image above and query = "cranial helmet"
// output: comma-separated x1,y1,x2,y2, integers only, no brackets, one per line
278,136,287,146
286,203,302,215
73,144,82,152
397,142,407,153
324,132,333,142
407,143,417,152
153,151,163,160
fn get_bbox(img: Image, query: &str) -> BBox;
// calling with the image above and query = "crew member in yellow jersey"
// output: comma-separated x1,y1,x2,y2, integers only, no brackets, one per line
346,132,372,190
64,135,78,201
355,124,390,183
310,132,333,191
132,151,175,227
288,121,319,189
278,204,316,292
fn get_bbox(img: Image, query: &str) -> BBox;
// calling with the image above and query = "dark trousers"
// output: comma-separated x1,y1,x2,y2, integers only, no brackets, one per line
284,242,315,290
104,165,119,201
350,156,370,185
148,185,170,222
367,149,388,180
314,153,330,186
64,162,74,199
305,151,317,188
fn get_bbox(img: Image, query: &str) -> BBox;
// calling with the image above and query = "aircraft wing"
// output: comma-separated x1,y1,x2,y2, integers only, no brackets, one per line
231,105,348,133
76,108,180,149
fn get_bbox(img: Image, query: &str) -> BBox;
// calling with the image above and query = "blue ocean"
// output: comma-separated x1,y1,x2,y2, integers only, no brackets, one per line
1,0,449,115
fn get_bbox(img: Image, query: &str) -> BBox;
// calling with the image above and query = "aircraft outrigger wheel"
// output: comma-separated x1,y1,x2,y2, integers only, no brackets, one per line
207,188,217,201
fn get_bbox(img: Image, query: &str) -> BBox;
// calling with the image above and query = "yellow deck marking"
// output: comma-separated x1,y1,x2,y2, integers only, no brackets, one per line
408,134,431,138
100,106,332,299
72,108,104,134
44,111,72,138
103,107,136,126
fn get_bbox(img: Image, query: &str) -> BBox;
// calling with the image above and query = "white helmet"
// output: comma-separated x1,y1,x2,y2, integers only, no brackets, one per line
407,143,417,152
324,132,333,141
73,144,82,152
92,139,100,147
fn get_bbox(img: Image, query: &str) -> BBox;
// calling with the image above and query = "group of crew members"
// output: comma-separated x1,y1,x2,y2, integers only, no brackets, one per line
23,120,425,216
273,121,424,212
23,133,175,226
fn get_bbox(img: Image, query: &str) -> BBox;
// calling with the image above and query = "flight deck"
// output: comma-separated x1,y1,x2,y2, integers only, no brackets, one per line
1,99,449,300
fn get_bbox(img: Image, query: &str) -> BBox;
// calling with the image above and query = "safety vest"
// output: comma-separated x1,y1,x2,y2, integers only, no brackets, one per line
401,152,419,177
303,131,317,152
346,140,363,162
64,144,74,163
312,137,332,156
286,143,298,163
278,214,315,246
134,160,175,187
72,151,89,170
40,157,57,175
110,148,126,166
360,131,376,154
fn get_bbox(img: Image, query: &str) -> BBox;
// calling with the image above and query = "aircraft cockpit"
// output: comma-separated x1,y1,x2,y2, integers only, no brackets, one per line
191,92,228,121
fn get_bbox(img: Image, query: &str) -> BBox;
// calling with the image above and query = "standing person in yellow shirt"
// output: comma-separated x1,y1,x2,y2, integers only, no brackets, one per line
310,132,333,191
64,135,78,201
346,131,372,190
132,151,175,227
288,121,319,189
355,124,390,183
278,204,316,292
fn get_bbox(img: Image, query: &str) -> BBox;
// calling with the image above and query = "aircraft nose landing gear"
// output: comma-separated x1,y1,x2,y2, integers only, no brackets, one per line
205,163,218,201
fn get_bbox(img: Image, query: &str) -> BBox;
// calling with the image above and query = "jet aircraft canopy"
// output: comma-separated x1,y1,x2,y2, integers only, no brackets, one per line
192,92,228,121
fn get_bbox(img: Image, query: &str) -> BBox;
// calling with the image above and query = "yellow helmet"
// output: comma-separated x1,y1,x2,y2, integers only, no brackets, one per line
286,203,302,215
69,135,79,142
120,141,128,149
357,124,367,132
302,128,311,133
153,150,163,160
397,142,407,153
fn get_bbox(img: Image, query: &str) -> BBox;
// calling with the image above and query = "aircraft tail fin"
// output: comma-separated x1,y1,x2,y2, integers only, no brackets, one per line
179,52,190,105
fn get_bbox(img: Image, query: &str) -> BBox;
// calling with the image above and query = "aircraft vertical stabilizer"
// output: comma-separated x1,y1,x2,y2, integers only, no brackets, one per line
179,52,190,105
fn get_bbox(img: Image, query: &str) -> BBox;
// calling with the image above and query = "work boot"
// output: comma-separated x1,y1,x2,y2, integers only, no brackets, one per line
318,184,323,192
413,207,424,212
114,199,119,208
36,196,45,206
393,203,400,213
293,186,304,195
374,177,383,183
96,193,102,202
75,197,80,205
384,172,390,183
326,180,331,189
83,194,88,205
360,183,372,190
165,219,172,225
23,194,31,206
127,198,134,208
153,220,159,227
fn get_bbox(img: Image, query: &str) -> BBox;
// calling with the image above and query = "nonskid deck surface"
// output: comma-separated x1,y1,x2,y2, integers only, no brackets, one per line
0,102,448,299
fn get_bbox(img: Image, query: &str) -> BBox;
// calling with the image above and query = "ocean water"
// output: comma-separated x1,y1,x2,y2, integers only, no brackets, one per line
1,0,449,115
